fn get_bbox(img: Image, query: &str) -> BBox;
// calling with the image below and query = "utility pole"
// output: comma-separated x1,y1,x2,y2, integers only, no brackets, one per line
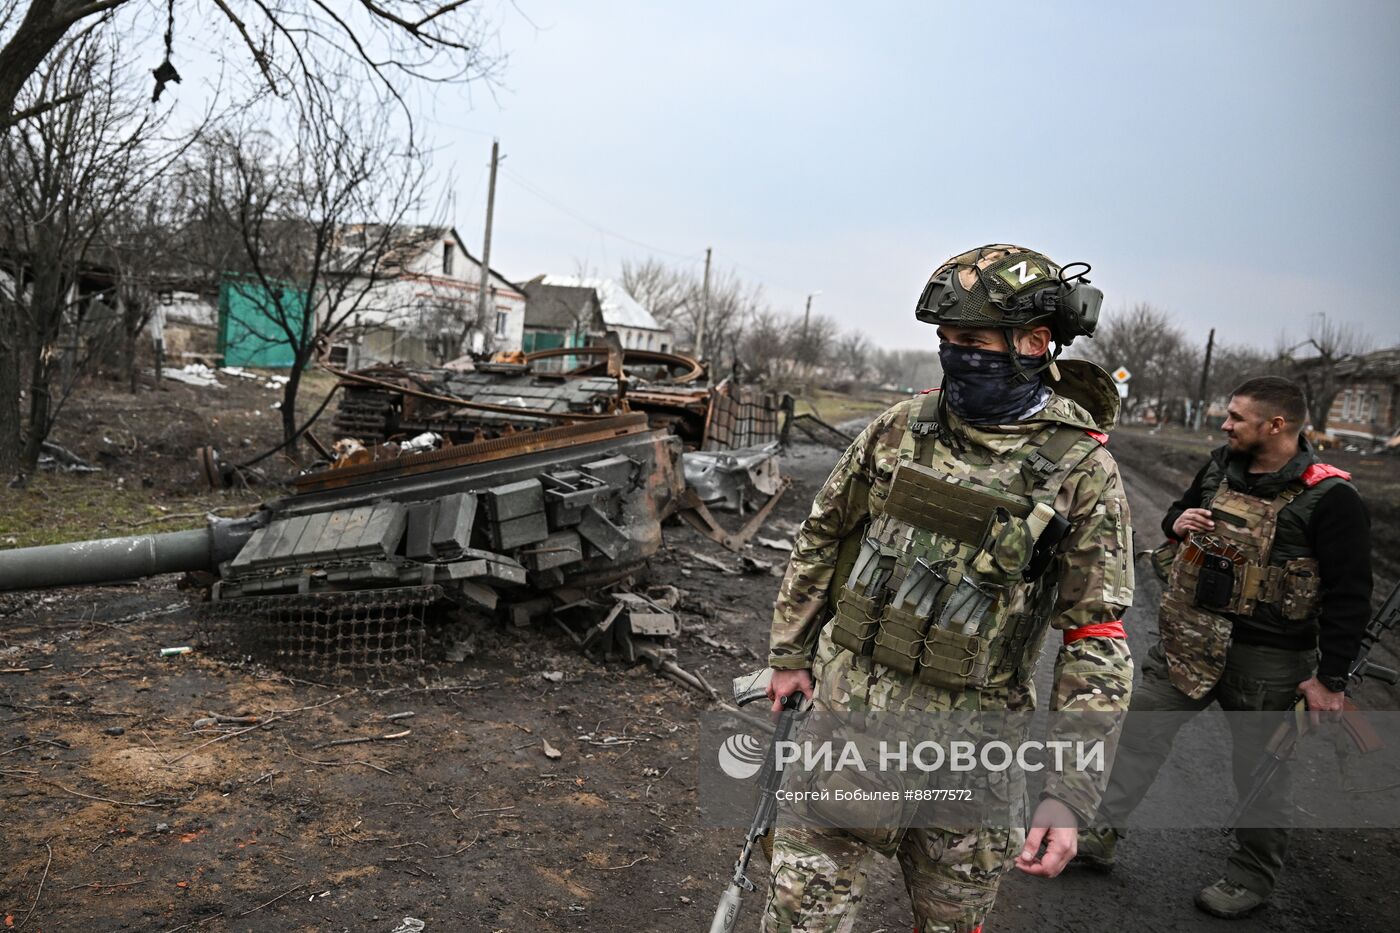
803,293,813,342
1195,327,1215,430
696,246,712,360
476,139,500,352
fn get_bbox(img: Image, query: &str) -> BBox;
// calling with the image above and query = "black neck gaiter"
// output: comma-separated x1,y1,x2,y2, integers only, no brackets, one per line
938,344,1049,424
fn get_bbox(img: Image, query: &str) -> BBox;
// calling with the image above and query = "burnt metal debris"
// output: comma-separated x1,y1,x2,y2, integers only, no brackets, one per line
679,442,793,552
0,350,831,684
0,412,692,680
321,349,791,549
329,349,782,453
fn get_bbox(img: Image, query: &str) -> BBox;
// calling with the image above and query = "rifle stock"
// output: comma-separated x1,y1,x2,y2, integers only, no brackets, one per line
1225,580,1400,832
709,683,805,933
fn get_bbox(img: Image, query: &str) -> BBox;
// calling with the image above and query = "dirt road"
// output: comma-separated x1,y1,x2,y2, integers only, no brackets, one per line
2,431,1396,932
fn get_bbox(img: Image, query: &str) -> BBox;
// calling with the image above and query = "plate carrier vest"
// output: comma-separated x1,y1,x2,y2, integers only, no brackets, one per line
1157,477,1323,699
828,392,1104,692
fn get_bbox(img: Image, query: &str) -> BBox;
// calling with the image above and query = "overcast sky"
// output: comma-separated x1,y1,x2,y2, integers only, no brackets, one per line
410,0,1397,355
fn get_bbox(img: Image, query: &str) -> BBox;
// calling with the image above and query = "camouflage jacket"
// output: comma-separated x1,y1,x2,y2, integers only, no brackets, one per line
770,391,1135,714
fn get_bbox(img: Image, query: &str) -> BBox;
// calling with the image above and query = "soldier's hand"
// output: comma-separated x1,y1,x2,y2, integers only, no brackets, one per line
1015,797,1079,878
768,668,814,714
1172,507,1215,538
1298,676,1345,725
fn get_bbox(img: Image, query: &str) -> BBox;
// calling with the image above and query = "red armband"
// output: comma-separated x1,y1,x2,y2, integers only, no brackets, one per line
1084,430,1109,445
1063,621,1126,644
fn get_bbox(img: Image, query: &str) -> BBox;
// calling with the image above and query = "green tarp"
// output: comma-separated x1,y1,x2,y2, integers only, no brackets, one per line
218,278,308,368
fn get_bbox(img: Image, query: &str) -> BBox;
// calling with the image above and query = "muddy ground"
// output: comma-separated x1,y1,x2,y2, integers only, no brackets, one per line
3,379,1399,932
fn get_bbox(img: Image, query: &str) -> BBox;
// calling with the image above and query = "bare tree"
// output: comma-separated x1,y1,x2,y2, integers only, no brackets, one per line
101,183,194,392
791,311,837,374
619,257,765,375
0,31,180,475
1084,303,1193,423
871,348,942,392
703,269,765,370
735,306,794,383
834,331,871,384
621,257,692,331
194,86,429,457
1277,313,1371,432
0,0,499,131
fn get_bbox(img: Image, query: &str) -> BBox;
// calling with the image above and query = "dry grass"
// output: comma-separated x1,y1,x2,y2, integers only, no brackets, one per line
794,387,906,427
0,473,262,549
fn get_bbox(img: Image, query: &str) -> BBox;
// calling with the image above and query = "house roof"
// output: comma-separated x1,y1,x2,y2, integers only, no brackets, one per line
537,275,666,331
339,224,522,293
1337,346,1400,381
521,280,602,330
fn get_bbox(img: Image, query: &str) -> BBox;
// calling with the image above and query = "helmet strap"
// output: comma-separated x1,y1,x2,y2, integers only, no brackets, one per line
1002,327,1060,383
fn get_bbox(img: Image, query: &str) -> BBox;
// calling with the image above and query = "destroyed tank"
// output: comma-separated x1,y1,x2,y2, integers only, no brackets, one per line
0,414,684,674
331,348,783,452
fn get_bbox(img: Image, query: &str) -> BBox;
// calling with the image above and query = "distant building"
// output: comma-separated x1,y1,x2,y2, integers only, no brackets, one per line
1326,346,1400,445
519,280,602,357
340,226,525,366
151,289,219,361
528,275,673,354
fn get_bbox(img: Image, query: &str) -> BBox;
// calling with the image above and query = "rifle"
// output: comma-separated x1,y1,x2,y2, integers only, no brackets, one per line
710,671,807,933
1225,580,1400,831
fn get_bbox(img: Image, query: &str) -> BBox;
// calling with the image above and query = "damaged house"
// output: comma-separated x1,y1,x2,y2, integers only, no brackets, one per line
1325,346,1400,447
522,275,673,355
335,225,526,367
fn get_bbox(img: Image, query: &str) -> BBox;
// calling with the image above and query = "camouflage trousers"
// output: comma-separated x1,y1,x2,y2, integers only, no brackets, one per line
761,821,1018,933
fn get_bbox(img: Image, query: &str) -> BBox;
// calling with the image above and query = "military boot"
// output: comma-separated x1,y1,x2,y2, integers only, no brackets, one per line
1072,827,1118,870
1195,879,1266,918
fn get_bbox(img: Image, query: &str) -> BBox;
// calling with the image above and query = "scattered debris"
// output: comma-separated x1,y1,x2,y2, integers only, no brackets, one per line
685,551,739,574
756,536,793,552
541,739,562,760
785,412,854,449
311,729,411,750
683,442,783,512
160,646,192,657
329,355,781,453
739,554,776,575
159,362,224,388
38,441,101,474
192,714,260,727
541,671,565,683
678,446,792,552
3,413,687,686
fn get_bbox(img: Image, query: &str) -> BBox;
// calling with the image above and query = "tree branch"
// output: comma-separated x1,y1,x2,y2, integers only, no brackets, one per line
5,90,83,125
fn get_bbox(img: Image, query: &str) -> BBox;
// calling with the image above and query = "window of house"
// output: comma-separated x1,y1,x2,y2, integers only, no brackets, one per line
646,333,654,349
1341,390,1353,421
442,242,454,276
495,311,508,336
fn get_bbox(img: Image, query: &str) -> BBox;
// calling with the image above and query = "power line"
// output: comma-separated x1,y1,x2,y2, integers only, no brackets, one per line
496,166,705,264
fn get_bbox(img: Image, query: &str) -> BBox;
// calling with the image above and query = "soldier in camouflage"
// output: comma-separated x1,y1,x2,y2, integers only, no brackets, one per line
1077,375,1373,919
762,245,1136,933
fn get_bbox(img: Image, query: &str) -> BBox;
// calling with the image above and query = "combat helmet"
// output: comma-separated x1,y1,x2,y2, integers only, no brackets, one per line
914,243,1102,348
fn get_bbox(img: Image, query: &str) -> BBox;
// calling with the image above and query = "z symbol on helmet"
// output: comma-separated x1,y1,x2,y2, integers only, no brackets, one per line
1007,260,1039,285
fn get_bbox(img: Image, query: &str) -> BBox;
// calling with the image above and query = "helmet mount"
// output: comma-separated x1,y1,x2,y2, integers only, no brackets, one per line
915,244,1103,349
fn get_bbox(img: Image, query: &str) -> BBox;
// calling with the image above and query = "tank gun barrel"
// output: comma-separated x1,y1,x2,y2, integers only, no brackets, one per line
0,516,264,592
